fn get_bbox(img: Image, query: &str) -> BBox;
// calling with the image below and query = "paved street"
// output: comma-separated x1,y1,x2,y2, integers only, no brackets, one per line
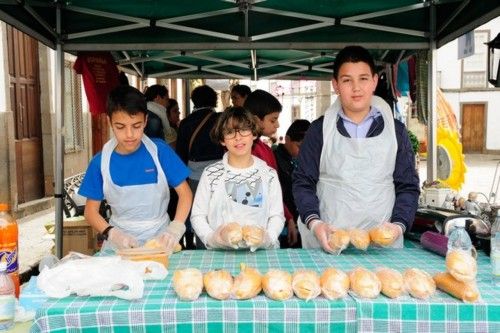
16,154,500,274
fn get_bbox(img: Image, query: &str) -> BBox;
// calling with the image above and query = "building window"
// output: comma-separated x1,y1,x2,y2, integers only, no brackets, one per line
64,61,83,152
462,30,489,88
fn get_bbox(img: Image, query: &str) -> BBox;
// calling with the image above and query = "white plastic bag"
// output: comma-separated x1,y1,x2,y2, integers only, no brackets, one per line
37,255,167,300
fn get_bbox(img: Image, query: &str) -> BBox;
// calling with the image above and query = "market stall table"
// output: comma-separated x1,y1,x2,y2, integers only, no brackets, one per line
31,241,500,333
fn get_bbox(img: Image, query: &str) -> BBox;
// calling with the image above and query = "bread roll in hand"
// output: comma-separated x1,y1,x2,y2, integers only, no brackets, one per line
204,270,233,300
231,263,262,299
328,229,350,254
349,229,370,251
320,268,350,300
292,270,321,301
433,272,479,303
242,225,265,251
222,222,244,248
172,268,203,301
349,267,381,299
403,268,436,300
376,268,405,298
262,269,293,300
144,239,182,253
369,225,397,247
445,250,477,282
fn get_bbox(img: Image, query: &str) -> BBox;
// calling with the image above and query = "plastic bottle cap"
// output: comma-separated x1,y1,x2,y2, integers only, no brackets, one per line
0,203,9,212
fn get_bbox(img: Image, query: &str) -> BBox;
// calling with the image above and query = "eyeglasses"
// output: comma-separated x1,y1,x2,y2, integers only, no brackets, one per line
223,128,253,139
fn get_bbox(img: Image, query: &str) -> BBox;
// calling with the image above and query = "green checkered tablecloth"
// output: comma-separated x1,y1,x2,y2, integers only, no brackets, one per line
351,242,500,333
31,241,500,333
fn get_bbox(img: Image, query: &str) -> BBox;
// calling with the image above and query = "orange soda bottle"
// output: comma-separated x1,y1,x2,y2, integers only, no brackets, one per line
0,204,19,298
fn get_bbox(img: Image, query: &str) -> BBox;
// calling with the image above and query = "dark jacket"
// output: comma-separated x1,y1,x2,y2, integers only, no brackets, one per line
176,107,224,164
144,111,164,140
274,144,299,222
292,115,420,232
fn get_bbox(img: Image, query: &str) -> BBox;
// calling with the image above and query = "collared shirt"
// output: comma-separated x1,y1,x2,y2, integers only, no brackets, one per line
337,106,381,138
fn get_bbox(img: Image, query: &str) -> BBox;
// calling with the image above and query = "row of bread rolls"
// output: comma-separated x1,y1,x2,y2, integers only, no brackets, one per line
172,265,478,302
328,226,400,254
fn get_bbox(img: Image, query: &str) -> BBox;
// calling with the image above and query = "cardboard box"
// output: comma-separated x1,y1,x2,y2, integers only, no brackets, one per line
45,216,98,256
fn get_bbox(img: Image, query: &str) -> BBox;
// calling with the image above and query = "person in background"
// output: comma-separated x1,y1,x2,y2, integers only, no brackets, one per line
165,98,181,148
244,89,295,240
230,84,251,107
144,85,173,144
166,99,181,222
79,85,192,253
191,107,285,250
176,85,225,249
274,119,311,248
292,45,419,252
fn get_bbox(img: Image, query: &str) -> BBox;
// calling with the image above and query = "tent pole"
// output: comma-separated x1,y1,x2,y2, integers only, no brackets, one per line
427,1,437,183
54,3,65,258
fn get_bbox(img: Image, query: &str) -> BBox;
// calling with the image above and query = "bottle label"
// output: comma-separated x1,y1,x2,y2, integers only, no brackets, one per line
0,247,18,274
0,294,15,321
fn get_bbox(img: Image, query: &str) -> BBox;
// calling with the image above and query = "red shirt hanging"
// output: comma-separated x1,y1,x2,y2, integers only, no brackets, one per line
74,52,119,116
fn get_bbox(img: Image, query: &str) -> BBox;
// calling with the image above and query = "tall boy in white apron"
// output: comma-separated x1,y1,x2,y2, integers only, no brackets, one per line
293,46,420,252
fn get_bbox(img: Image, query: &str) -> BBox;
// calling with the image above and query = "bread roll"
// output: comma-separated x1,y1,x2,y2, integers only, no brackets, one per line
242,225,265,248
144,239,182,253
403,268,436,300
262,269,293,301
204,270,233,300
349,267,381,299
231,263,262,299
445,250,477,282
433,272,479,303
222,222,244,247
172,268,203,301
320,268,350,300
369,226,396,247
376,268,404,299
117,248,169,268
328,229,350,253
292,270,321,301
349,229,370,251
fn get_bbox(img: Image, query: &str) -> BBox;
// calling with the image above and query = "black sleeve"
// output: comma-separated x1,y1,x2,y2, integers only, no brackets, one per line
391,120,420,231
175,119,190,164
292,117,324,225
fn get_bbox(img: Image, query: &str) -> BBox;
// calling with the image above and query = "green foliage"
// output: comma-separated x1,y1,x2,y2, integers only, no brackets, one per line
407,130,420,154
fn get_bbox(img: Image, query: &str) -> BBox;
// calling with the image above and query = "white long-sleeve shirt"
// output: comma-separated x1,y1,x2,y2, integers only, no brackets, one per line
191,154,285,246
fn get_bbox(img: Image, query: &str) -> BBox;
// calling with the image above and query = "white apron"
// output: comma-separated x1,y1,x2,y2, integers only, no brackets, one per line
299,96,402,248
101,136,170,250
207,156,279,249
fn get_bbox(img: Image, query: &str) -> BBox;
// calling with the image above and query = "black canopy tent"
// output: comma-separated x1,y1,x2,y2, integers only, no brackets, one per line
0,0,498,257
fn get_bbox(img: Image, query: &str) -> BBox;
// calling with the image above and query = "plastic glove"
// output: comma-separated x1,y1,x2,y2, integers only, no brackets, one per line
207,223,243,249
310,220,337,254
108,227,139,250
369,222,402,247
154,221,186,254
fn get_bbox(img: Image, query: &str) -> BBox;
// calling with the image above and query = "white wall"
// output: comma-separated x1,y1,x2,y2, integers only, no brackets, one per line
437,16,500,152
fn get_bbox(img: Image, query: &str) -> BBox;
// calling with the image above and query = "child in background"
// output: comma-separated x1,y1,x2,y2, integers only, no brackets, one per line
244,90,295,236
274,119,311,248
191,107,285,250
